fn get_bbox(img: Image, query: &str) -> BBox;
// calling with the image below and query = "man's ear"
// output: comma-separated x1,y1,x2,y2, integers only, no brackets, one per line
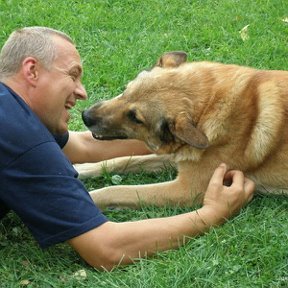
22,57,39,86
168,113,209,149
156,51,188,68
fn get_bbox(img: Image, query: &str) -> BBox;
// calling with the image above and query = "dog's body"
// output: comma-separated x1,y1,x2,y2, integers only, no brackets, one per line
78,51,288,208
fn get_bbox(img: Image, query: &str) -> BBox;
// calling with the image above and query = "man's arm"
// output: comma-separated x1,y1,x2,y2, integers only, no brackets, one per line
68,164,255,270
63,131,152,164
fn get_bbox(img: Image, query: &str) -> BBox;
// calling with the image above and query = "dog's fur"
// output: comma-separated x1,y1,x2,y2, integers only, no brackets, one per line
77,51,288,209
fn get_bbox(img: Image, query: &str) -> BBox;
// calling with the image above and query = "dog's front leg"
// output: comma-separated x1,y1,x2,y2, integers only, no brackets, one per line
89,173,204,209
89,160,217,209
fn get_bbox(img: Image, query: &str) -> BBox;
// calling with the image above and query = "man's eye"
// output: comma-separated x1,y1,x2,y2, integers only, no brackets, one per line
127,110,143,124
70,74,77,81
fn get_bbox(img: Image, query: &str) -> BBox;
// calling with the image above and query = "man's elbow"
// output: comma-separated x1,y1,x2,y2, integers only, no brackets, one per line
80,247,130,271
68,222,134,271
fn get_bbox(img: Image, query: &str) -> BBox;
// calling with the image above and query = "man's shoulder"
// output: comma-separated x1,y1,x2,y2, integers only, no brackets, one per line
0,82,55,168
0,82,53,141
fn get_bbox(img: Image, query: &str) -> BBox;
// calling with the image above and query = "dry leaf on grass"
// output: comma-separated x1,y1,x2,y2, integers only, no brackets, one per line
239,24,250,41
73,269,87,281
19,279,31,286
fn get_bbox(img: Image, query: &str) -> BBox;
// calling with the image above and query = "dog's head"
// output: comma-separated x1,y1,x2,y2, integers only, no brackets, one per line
82,51,209,154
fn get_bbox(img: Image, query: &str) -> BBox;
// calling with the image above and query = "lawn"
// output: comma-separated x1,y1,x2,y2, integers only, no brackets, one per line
0,0,287,287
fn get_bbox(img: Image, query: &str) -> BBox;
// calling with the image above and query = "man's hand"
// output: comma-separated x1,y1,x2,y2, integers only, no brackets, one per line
200,163,255,225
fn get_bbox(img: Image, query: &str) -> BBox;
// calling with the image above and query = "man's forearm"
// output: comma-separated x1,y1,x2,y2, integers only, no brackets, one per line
94,138,152,162
109,207,224,259
71,206,225,270
65,131,151,164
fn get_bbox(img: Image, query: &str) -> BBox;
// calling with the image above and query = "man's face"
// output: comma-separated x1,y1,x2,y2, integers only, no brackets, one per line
31,36,87,135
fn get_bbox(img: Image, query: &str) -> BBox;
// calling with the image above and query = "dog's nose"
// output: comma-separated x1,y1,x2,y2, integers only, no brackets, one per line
82,109,97,127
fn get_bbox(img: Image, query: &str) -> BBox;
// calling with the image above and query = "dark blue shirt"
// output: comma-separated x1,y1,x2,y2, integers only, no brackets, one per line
0,82,107,248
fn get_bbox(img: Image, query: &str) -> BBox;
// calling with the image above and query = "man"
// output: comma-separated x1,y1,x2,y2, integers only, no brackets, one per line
0,27,255,270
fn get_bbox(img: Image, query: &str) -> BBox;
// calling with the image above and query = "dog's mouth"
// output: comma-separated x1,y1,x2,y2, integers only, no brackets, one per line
92,132,128,141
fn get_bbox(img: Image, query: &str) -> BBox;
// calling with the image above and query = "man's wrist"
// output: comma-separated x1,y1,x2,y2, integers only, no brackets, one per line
196,206,228,228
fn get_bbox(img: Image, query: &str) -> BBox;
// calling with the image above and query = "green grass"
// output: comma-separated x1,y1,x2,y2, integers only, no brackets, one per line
0,0,288,287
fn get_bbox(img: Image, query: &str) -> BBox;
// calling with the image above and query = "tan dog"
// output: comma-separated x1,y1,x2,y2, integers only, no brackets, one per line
78,51,288,209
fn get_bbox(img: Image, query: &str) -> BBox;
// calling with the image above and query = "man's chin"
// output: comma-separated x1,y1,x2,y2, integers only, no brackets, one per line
57,124,69,135
48,123,68,136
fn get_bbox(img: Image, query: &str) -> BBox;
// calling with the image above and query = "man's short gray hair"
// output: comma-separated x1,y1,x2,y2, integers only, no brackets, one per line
0,27,74,80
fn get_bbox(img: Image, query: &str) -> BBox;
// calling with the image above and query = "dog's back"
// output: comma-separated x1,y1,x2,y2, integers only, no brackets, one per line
169,62,288,194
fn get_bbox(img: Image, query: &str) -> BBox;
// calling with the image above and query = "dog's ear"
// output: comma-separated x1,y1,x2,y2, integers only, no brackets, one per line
156,51,188,68
169,113,209,149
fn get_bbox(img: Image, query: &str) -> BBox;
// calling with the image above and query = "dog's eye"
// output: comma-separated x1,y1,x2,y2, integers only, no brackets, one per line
127,110,143,124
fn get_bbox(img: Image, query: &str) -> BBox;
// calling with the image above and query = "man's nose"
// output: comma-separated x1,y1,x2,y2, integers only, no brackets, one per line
74,82,87,100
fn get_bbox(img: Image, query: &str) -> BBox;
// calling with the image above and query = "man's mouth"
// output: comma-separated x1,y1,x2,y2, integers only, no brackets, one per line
65,101,75,110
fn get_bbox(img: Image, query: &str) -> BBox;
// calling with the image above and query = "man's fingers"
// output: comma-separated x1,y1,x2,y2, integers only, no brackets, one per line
208,163,227,186
244,178,255,202
224,170,245,188
208,164,255,205
226,171,255,202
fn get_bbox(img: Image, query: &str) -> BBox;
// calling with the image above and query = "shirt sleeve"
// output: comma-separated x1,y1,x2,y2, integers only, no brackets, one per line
1,141,108,248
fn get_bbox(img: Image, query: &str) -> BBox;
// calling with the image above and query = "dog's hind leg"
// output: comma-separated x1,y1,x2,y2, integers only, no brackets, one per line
74,154,175,179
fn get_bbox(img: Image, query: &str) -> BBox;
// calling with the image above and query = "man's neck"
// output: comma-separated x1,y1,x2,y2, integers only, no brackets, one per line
2,76,33,108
